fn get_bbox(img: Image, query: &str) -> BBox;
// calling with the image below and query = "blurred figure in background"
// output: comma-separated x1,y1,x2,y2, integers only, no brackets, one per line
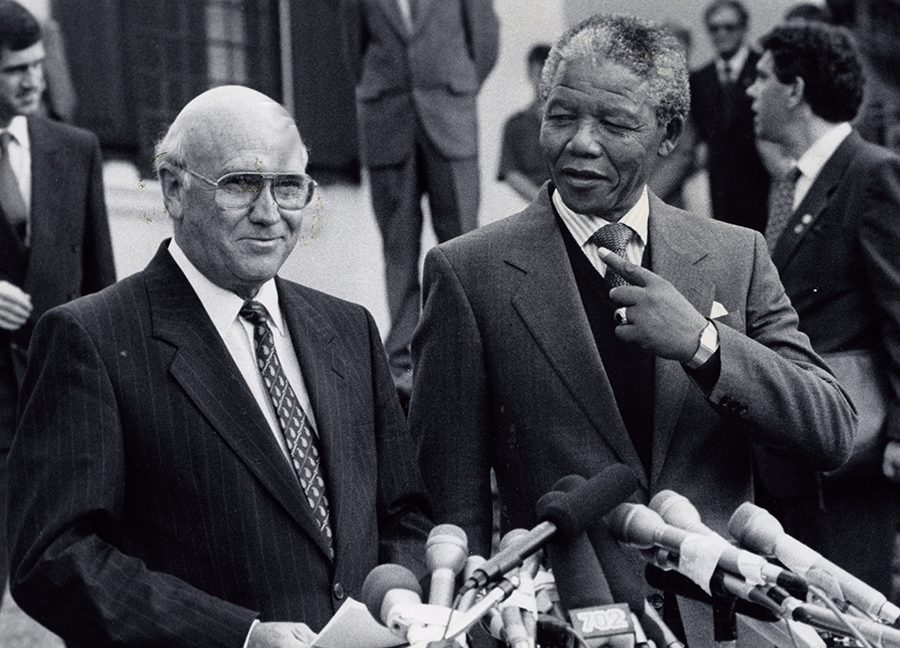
497,43,551,204
338,0,499,407
690,0,770,232
648,23,700,210
748,21,900,599
0,0,114,607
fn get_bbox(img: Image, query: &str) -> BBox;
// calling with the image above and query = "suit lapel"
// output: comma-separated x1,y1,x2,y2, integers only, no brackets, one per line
145,246,333,557
508,195,647,486
376,0,412,40
646,196,716,486
277,279,349,559
772,133,858,269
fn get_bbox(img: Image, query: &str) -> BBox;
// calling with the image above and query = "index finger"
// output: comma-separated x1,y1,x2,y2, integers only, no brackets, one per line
597,247,652,286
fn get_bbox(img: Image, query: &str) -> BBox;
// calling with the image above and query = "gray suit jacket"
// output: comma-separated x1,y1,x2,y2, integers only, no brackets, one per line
410,186,854,558
8,243,432,647
339,0,499,166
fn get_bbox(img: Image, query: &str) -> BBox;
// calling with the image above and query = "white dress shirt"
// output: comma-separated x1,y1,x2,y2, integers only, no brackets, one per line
167,239,319,463
793,121,852,209
554,186,649,279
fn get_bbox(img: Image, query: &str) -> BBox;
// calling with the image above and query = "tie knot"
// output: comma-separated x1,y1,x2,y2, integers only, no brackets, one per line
239,300,269,327
589,222,634,256
785,165,801,184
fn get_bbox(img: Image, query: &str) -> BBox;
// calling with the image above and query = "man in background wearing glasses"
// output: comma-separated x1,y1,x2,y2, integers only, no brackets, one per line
690,0,771,233
6,85,432,648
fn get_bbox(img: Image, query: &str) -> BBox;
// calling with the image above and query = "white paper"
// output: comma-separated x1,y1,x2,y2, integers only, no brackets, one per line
314,597,405,648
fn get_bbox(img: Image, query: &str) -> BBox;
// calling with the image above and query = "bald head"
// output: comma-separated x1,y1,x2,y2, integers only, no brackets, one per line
154,85,306,177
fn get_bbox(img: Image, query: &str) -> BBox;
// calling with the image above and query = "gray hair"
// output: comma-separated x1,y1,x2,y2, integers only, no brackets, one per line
540,13,690,124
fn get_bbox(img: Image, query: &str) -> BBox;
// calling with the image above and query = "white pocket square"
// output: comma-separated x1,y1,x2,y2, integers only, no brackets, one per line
710,301,728,318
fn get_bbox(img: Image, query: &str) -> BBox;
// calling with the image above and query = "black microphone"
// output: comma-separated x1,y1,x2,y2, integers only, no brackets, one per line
461,463,639,593
544,475,638,648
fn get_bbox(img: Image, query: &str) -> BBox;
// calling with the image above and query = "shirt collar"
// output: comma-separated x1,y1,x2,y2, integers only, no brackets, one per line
796,122,852,182
717,46,750,79
167,239,284,340
6,115,29,151
552,185,649,247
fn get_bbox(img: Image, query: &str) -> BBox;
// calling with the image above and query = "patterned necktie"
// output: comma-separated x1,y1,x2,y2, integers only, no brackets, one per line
590,222,635,287
765,166,802,252
240,301,334,556
0,131,28,243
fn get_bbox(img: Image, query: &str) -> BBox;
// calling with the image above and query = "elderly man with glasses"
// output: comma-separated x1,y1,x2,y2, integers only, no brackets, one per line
6,85,432,648
690,0,771,233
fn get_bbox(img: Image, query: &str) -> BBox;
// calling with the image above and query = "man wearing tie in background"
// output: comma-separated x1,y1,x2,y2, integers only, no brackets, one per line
409,14,855,644
338,0,499,404
7,85,432,648
690,0,770,232
0,0,114,608
747,22,900,601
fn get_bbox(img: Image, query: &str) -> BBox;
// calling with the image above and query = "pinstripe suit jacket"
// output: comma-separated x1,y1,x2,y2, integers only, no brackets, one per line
7,242,432,647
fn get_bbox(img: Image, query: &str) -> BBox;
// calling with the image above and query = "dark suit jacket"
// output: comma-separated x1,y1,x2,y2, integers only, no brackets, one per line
339,0,499,167
409,185,853,561
0,116,115,443
690,53,771,232
7,243,432,647
758,130,900,492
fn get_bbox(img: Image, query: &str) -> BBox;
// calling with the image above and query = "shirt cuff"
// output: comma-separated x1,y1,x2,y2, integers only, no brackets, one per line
243,619,260,648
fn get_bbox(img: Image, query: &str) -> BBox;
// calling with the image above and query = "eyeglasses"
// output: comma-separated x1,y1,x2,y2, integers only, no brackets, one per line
182,168,317,210
707,22,743,33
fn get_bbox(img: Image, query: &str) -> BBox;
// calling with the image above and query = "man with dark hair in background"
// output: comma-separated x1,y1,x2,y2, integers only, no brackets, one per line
691,0,771,232
0,0,114,606
497,43,551,203
748,20,900,600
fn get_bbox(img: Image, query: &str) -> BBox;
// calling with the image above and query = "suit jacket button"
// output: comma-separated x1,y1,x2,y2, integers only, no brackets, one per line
719,395,732,406
333,582,344,600
647,592,665,610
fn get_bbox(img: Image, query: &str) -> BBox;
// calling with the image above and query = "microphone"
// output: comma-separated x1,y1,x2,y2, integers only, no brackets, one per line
729,502,900,625
425,524,468,607
457,555,486,612
461,463,639,593
610,503,806,599
497,529,536,648
649,490,807,599
361,563,426,637
543,477,637,648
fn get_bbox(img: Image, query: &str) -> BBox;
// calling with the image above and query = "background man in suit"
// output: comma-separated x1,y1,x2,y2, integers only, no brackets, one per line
7,85,432,648
409,14,855,644
0,0,114,608
690,0,770,232
339,0,499,401
748,22,900,600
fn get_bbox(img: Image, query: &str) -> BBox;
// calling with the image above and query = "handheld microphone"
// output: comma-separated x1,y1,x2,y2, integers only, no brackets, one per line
425,524,468,607
543,477,637,648
457,555,486,612
610,503,806,599
729,502,900,625
461,463,639,593
361,563,426,637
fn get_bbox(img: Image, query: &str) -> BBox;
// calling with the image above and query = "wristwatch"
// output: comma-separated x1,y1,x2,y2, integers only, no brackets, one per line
685,320,719,369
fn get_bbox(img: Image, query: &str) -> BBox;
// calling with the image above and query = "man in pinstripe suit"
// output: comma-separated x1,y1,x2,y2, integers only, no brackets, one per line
6,85,432,648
